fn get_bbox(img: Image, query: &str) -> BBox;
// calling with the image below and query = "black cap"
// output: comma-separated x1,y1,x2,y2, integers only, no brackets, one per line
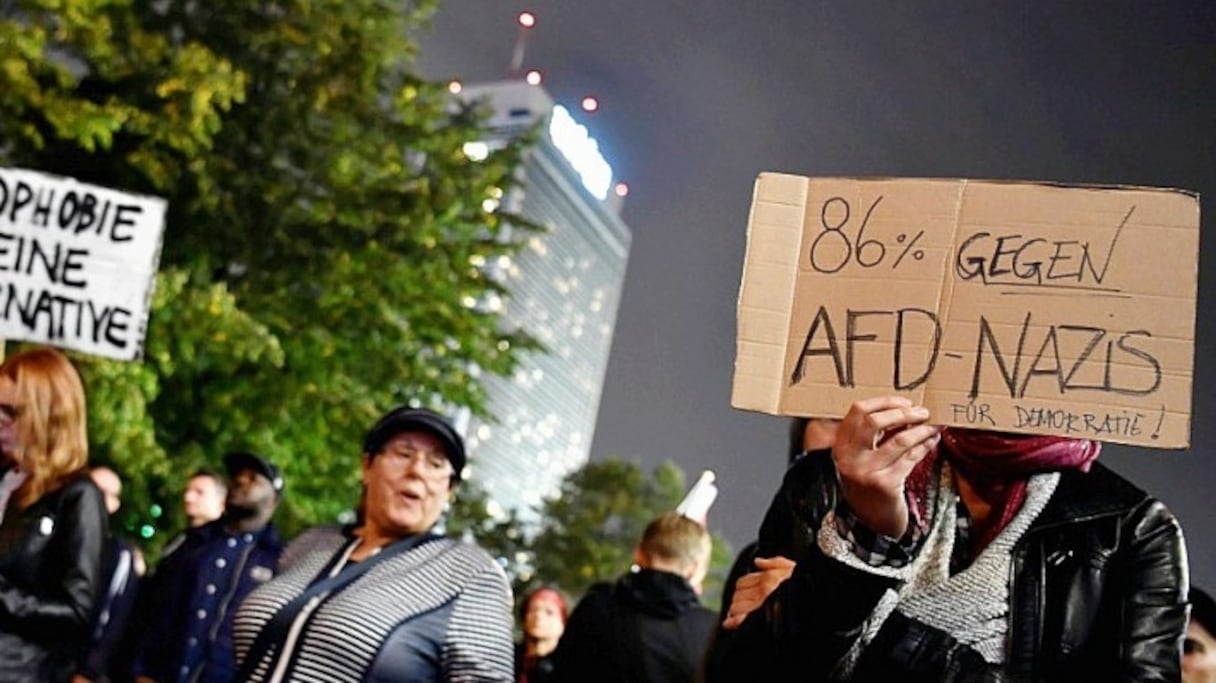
224,451,285,494
363,407,466,481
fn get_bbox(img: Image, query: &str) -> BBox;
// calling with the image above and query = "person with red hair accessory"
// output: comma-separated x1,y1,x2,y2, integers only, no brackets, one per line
516,586,568,683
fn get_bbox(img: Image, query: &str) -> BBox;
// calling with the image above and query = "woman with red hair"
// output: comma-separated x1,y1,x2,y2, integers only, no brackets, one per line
0,346,109,682
516,586,569,683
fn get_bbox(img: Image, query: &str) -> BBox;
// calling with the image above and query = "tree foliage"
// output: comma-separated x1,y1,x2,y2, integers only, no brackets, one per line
0,0,539,552
445,477,533,584
0,4,738,616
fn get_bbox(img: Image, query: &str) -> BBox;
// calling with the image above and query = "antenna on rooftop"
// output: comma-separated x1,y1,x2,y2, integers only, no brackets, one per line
510,11,536,75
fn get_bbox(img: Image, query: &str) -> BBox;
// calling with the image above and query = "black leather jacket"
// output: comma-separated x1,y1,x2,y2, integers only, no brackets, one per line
0,475,110,683
707,450,1188,682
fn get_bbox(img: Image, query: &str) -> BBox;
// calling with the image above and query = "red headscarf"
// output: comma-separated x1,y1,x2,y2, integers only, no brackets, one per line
906,428,1101,556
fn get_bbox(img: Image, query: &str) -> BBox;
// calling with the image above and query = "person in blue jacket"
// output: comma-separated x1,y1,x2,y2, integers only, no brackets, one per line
133,451,284,683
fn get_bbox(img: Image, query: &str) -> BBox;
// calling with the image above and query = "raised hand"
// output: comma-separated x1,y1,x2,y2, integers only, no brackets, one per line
722,555,796,630
832,396,942,538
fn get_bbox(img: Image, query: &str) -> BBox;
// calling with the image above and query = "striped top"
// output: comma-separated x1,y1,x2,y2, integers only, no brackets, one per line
232,525,514,682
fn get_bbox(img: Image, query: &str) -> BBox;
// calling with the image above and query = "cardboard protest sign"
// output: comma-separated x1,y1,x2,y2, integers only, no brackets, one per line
0,167,167,360
732,174,1199,448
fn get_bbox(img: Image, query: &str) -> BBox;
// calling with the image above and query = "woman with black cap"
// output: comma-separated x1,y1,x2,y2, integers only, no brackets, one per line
232,406,513,682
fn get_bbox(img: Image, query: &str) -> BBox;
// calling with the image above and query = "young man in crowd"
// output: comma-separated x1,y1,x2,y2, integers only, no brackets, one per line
133,452,284,683
551,512,717,683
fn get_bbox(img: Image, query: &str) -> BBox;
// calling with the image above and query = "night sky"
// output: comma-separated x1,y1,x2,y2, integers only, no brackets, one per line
415,2,1216,589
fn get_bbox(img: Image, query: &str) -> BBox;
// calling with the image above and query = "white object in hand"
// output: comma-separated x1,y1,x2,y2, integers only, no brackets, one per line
677,470,718,524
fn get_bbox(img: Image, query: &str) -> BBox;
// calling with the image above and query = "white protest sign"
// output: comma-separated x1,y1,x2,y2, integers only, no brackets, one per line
0,167,167,360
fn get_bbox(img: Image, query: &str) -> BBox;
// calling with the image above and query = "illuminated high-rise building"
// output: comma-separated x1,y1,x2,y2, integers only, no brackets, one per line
455,80,632,525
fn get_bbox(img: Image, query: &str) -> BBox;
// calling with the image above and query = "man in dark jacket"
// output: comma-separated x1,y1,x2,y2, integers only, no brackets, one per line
132,452,284,683
551,512,717,683
78,465,144,683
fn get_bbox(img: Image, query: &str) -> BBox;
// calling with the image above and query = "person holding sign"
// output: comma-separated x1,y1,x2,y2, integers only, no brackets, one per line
708,396,1188,681
0,347,110,683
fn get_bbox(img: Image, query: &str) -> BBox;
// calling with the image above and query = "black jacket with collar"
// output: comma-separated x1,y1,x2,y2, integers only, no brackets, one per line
135,517,283,683
707,450,1188,682
0,474,110,683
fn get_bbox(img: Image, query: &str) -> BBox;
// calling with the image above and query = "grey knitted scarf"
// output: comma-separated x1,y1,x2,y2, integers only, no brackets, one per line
820,463,1059,676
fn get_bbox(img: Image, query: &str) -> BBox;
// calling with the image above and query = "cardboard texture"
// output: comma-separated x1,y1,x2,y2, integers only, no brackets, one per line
732,174,1199,448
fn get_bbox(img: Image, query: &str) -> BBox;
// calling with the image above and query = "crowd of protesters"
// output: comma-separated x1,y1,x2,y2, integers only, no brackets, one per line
0,344,1209,682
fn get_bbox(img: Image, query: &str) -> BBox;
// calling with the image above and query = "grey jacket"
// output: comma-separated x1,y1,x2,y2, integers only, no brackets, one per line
233,525,514,682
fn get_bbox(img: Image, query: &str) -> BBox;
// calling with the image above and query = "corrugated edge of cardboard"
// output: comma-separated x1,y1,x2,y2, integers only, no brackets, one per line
733,172,807,413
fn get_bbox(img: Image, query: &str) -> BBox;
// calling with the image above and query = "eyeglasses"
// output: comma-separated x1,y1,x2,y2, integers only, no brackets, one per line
378,447,453,481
